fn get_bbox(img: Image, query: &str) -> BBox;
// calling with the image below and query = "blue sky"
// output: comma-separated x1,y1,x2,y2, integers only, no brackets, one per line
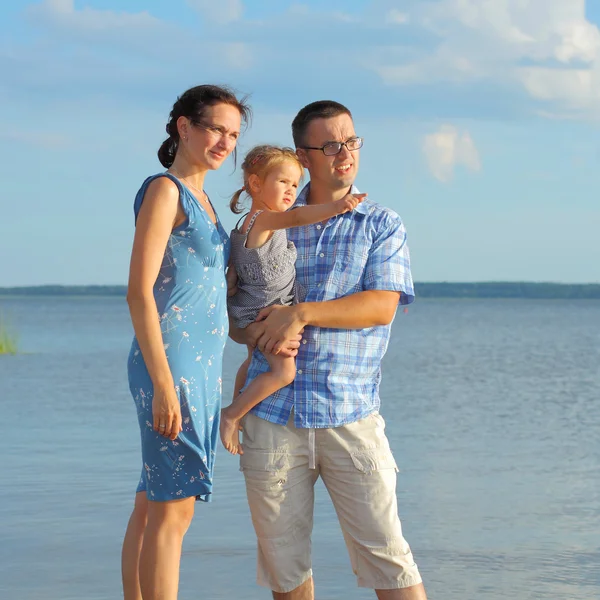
1,0,599,285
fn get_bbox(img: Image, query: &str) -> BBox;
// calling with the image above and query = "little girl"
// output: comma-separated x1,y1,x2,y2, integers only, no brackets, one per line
221,144,365,454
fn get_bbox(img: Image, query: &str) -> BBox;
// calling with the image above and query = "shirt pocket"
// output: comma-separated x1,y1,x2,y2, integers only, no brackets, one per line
331,245,369,291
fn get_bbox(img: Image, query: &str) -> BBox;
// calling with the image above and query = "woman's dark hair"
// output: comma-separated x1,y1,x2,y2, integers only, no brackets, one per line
157,84,252,168
291,100,352,148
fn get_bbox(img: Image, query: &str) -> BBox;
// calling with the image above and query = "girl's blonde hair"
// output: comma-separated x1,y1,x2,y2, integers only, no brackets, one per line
230,144,304,214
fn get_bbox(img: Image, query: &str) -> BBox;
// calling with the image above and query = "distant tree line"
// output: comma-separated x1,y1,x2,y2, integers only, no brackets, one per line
415,282,600,299
0,285,127,296
0,283,599,299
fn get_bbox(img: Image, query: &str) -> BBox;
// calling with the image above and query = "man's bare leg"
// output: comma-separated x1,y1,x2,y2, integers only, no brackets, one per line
376,583,427,599
272,577,314,600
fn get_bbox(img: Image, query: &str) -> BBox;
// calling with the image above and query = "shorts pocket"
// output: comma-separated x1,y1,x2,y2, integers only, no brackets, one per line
240,450,289,491
350,449,399,474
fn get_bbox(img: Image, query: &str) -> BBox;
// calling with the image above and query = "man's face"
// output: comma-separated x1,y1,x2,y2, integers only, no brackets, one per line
297,113,359,193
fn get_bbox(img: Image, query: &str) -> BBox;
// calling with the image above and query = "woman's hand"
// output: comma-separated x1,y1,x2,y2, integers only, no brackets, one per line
152,383,182,440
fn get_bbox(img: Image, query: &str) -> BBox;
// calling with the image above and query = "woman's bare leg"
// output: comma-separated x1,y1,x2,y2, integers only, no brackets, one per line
122,491,148,600
138,496,196,600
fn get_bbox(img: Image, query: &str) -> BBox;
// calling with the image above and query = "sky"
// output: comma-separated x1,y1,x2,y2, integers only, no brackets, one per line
0,0,599,286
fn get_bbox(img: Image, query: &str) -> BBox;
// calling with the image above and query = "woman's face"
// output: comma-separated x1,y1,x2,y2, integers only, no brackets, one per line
179,103,242,170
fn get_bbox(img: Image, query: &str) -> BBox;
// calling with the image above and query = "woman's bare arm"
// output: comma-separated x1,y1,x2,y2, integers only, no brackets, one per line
126,177,183,439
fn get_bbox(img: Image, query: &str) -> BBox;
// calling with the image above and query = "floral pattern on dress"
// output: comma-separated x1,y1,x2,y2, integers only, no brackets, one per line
127,173,230,502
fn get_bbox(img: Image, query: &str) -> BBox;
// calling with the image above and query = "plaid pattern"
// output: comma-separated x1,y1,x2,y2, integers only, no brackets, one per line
246,183,415,428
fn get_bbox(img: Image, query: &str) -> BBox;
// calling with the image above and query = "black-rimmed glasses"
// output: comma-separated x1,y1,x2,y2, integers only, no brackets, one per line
299,136,363,156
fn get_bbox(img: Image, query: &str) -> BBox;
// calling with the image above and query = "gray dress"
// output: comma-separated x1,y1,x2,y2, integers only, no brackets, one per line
228,210,304,328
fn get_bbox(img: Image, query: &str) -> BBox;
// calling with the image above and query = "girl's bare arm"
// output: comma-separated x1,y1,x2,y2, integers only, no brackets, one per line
247,193,366,248
256,193,366,232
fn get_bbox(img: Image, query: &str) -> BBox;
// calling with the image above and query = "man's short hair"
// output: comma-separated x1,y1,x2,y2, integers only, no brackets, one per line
292,100,353,148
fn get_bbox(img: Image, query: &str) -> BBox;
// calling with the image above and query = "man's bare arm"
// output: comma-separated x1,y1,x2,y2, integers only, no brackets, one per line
228,317,302,358
255,290,401,354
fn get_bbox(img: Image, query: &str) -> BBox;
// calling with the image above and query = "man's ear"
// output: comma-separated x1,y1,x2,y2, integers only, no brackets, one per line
296,148,310,169
248,173,261,195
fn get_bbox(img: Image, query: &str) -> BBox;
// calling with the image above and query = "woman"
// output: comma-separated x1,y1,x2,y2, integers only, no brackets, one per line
121,84,251,600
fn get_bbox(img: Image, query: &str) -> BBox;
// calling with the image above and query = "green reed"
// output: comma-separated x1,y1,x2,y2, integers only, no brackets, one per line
0,314,18,355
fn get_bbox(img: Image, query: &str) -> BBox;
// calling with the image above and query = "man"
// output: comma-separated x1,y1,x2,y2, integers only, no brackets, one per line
229,101,427,600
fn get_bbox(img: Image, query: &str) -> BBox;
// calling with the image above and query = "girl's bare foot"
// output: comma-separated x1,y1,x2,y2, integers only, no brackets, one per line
220,408,243,455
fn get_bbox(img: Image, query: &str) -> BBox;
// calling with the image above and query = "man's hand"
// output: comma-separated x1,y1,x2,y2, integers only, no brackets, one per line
254,305,306,355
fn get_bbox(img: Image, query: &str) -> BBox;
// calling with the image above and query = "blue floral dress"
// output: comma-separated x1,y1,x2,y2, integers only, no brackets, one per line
127,173,230,502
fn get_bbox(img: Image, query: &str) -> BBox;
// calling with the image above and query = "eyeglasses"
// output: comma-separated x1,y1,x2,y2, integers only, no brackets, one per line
299,136,363,156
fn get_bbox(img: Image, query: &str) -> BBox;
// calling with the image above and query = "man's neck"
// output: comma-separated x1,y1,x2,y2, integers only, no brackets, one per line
306,182,352,205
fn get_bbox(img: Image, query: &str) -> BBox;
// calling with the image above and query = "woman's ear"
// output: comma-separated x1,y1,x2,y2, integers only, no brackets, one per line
176,116,190,141
248,173,261,195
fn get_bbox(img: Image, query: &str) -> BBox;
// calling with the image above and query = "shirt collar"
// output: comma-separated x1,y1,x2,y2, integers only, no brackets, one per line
294,182,368,215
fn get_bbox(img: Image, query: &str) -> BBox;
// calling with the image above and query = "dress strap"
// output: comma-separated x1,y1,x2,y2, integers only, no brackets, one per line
242,210,264,234
235,212,249,231
133,173,187,224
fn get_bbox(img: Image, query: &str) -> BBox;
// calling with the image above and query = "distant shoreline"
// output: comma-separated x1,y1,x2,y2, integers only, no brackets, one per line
1,283,599,299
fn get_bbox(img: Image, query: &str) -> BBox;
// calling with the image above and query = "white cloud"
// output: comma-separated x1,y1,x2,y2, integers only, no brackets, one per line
222,42,253,70
386,9,410,25
423,125,481,183
27,0,163,32
371,0,600,118
25,0,252,71
517,65,600,108
0,129,71,149
187,0,243,24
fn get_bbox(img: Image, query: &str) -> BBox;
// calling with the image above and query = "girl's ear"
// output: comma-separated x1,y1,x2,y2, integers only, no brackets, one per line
248,173,261,195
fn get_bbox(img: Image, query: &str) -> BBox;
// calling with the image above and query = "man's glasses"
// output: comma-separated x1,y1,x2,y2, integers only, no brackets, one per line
299,137,363,156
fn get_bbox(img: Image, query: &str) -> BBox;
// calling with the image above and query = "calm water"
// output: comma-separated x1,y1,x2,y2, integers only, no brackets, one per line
1,296,599,600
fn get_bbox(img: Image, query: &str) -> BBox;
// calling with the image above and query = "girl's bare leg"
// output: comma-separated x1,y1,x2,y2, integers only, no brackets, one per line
220,352,295,454
234,347,253,398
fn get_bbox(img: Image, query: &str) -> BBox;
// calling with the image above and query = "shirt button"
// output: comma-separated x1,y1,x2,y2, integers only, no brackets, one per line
319,252,324,258
297,369,303,374
302,339,307,345
316,225,322,230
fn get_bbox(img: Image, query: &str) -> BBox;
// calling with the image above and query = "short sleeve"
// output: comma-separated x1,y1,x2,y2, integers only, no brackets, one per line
133,173,188,224
363,211,415,305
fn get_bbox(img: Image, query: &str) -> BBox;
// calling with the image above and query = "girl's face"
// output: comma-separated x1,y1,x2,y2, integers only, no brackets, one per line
255,161,303,212
178,103,241,171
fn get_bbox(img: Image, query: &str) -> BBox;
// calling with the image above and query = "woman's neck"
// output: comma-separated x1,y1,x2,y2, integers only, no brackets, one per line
169,158,208,192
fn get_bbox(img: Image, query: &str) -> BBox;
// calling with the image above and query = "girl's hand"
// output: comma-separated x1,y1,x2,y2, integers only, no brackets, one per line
334,192,367,215
152,383,182,440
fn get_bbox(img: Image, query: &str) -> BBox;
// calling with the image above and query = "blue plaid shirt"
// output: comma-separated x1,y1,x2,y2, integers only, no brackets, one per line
245,183,415,428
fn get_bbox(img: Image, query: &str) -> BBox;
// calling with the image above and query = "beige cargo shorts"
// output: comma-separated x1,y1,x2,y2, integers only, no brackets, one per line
239,411,423,593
